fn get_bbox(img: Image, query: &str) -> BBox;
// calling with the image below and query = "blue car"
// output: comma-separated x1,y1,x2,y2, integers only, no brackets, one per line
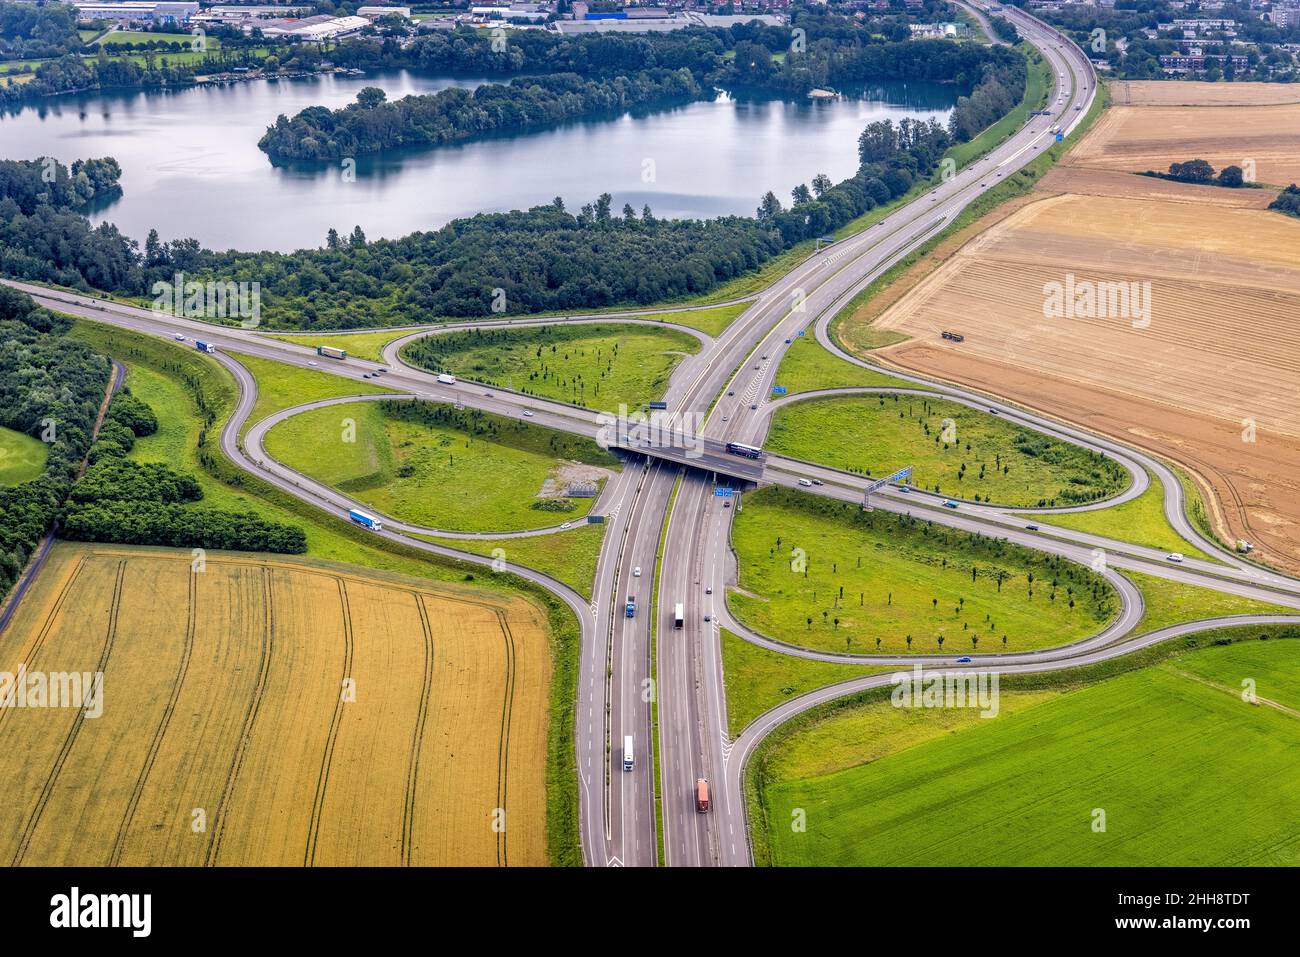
956,656,973,663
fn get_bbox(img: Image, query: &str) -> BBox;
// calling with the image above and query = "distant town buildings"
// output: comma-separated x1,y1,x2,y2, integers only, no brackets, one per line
73,1,199,24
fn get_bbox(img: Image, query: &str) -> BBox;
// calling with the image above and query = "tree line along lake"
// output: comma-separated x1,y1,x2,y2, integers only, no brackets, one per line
2,69,959,253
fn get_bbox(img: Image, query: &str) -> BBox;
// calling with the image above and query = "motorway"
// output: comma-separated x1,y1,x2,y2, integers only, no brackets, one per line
7,2,1299,870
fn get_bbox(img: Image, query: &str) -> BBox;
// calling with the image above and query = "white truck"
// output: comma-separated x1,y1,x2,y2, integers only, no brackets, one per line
622,735,634,771
436,373,456,385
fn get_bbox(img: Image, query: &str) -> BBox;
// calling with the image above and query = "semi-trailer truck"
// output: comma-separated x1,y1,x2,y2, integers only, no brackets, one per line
316,345,347,360
194,340,216,354
695,779,710,813
348,509,383,532
673,603,684,629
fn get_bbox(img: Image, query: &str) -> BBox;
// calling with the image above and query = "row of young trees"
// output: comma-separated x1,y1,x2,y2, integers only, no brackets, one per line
258,69,705,161
60,389,307,554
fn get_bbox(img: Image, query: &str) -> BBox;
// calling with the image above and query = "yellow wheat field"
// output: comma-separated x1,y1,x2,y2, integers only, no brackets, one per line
1071,103,1300,186
0,544,551,866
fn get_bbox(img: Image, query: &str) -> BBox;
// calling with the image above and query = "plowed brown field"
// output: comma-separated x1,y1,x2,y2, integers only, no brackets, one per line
1072,103,1300,186
0,544,550,866
1110,80,1300,107
846,96,1300,573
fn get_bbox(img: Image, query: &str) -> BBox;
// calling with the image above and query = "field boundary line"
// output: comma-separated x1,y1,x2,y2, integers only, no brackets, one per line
207,565,275,866
109,564,198,866
12,559,125,866
304,577,356,866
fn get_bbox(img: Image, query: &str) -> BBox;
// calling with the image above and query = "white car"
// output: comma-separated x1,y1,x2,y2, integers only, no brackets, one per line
798,478,813,487
560,522,572,530
307,361,318,366
1166,553,1185,563
633,566,641,577
522,410,534,417
174,334,186,341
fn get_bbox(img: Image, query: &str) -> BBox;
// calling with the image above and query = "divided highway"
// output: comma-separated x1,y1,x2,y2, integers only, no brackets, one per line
7,2,1296,869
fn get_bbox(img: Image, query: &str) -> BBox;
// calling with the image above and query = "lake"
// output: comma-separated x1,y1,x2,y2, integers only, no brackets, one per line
1,70,959,252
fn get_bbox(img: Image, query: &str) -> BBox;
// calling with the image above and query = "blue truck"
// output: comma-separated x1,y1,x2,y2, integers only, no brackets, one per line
194,340,216,354
348,509,383,532
625,595,636,618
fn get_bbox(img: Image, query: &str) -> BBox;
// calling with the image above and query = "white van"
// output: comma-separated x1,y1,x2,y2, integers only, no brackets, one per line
622,735,634,771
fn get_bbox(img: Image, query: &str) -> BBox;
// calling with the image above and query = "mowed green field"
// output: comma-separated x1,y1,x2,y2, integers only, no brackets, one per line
758,637,1300,866
730,487,1116,655
0,425,48,486
765,394,1129,507
264,400,619,532
400,323,699,411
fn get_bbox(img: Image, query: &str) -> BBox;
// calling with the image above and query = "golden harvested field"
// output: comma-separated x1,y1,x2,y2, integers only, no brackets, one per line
0,544,550,867
1072,103,1300,186
1110,80,1300,107
863,140,1300,571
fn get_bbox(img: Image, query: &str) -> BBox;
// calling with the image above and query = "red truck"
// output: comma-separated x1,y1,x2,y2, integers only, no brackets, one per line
695,779,710,813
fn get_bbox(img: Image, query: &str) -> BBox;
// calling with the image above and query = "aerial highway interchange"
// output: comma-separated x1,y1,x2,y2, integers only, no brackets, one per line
8,1,1300,871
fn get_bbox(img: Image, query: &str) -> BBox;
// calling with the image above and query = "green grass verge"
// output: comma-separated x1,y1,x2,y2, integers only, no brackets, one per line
420,524,605,602
766,393,1129,508
263,399,617,533
651,471,681,867
0,425,49,487
1021,467,1216,562
729,486,1117,656
751,626,1300,866
770,335,916,397
68,319,584,865
264,330,406,363
399,323,699,412
720,628,887,736
945,43,1052,171
1126,569,1295,635
231,351,388,434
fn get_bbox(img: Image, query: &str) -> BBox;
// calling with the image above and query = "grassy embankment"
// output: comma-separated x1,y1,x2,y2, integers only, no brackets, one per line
729,486,1117,656
0,426,49,486
68,319,586,865
766,393,1129,507
770,335,916,396
264,301,749,360
264,399,618,533
1021,467,1216,562
399,323,700,411
750,626,1300,866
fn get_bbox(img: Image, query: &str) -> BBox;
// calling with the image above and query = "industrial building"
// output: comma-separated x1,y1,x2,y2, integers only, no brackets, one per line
73,1,199,24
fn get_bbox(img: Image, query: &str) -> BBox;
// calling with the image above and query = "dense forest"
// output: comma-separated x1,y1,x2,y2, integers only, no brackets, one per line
0,12,1027,327
60,388,307,553
0,0,81,62
259,69,705,161
0,285,109,601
